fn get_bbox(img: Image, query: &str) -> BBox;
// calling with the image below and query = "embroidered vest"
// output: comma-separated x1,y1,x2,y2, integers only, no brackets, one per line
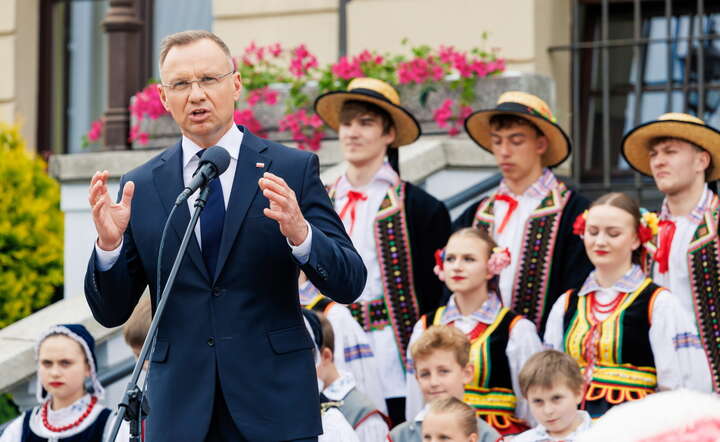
562,279,663,417
645,194,720,392
473,184,572,328
21,408,111,442
422,306,525,434
329,182,420,369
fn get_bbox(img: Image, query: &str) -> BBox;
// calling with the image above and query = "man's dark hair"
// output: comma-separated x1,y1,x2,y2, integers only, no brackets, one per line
489,114,544,137
339,100,394,135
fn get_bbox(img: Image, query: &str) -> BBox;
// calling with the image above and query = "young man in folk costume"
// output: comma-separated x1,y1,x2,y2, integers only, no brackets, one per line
621,112,720,393
313,77,452,424
454,91,592,334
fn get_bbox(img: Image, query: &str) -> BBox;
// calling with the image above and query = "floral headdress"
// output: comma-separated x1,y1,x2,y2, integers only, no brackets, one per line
572,208,659,244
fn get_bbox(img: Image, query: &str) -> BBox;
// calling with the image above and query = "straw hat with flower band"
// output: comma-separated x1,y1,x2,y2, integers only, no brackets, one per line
621,112,720,182
314,78,421,173
464,91,571,168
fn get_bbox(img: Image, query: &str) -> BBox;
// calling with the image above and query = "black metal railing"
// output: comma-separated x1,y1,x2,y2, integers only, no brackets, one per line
550,0,719,199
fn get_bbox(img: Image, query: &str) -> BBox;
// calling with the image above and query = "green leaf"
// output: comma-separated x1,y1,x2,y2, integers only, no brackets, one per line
419,85,437,107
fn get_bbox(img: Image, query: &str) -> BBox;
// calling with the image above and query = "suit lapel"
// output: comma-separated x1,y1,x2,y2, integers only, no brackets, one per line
214,130,271,281
152,142,209,281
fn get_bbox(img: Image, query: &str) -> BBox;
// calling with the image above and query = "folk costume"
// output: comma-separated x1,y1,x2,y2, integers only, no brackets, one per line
320,371,390,442
388,404,500,442
544,265,697,418
512,411,592,442
0,324,129,442
405,293,543,435
455,92,592,334
299,280,386,412
621,112,720,393
314,78,452,407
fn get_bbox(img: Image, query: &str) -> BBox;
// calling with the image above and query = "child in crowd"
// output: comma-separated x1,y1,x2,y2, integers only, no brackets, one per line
421,397,483,442
544,192,702,418
512,350,591,441
122,295,151,359
407,228,543,435
299,271,386,412
313,310,390,441
0,324,129,441
390,325,499,442
302,310,360,442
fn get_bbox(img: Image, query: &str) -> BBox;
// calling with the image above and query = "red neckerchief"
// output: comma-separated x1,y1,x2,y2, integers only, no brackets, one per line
495,194,519,234
655,220,677,274
338,190,368,235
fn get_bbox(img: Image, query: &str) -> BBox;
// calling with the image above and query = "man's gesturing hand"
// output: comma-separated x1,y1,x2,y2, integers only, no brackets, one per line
89,170,135,251
259,172,309,246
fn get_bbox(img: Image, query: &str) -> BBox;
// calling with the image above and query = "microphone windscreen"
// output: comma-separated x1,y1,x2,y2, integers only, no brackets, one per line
200,146,232,175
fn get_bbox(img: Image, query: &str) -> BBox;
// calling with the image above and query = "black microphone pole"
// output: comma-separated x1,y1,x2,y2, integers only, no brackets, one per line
106,184,211,442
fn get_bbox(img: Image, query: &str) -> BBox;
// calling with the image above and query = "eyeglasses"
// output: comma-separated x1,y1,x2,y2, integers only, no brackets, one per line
162,71,235,93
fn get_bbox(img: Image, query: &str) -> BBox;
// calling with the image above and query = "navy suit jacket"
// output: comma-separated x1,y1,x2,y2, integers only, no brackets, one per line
84,127,366,441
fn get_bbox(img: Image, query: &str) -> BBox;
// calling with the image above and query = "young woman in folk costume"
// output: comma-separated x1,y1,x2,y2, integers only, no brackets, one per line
0,324,129,442
405,228,543,436
544,193,699,418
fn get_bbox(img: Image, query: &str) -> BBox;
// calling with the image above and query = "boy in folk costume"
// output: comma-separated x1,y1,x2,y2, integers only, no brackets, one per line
314,77,452,423
621,113,720,392
299,271,386,413
455,92,592,334
311,310,390,442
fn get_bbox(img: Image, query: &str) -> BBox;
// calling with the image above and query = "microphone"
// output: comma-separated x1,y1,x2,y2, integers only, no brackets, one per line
175,146,231,205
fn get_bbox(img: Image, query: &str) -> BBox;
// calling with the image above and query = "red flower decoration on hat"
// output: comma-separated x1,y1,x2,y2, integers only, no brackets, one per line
573,211,588,236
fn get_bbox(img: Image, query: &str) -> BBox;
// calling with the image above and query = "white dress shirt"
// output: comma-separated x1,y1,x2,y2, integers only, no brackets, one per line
95,125,312,270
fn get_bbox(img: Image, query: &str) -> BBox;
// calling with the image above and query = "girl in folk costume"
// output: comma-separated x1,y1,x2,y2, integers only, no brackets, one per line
0,324,129,442
314,77,452,424
298,272,386,413
454,92,592,335
621,113,720,393
405,228,543,436
544,193,701,419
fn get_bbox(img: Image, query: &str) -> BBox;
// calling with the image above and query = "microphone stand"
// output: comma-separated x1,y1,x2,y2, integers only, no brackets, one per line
106,185,211,442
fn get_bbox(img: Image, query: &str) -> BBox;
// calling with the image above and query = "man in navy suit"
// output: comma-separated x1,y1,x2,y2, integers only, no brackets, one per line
84,30,366,441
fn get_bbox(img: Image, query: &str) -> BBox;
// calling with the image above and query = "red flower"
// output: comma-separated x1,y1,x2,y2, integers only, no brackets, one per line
573,212,587,236
434,249,445,271
637,225,653,244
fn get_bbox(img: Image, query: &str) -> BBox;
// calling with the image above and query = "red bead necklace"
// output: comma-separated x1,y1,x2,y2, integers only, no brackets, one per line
42,395,98,433
589,291,626,316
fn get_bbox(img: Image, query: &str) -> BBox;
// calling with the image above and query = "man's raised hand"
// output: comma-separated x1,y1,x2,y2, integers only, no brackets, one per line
259,172,309,246
88,170,134,251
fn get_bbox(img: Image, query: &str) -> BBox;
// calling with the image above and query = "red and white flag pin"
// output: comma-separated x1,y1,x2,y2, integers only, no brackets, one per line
255,162,265,168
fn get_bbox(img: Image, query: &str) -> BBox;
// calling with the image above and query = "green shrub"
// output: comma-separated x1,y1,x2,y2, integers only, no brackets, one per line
0,123,63,328
0,394,18,424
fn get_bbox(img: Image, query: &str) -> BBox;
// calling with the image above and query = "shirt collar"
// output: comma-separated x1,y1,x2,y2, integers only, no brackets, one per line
442,292,502,325
578,264,645,297
414,404,430,423
335,162,400,200
181,124,243,169
497,168,557,199
322,370,357,401
659,184,711,225
530,411,592,441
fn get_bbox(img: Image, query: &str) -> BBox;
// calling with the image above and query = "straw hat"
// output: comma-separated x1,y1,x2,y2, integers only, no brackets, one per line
464,91,571,168
313,77,420,148
621,112,720,181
